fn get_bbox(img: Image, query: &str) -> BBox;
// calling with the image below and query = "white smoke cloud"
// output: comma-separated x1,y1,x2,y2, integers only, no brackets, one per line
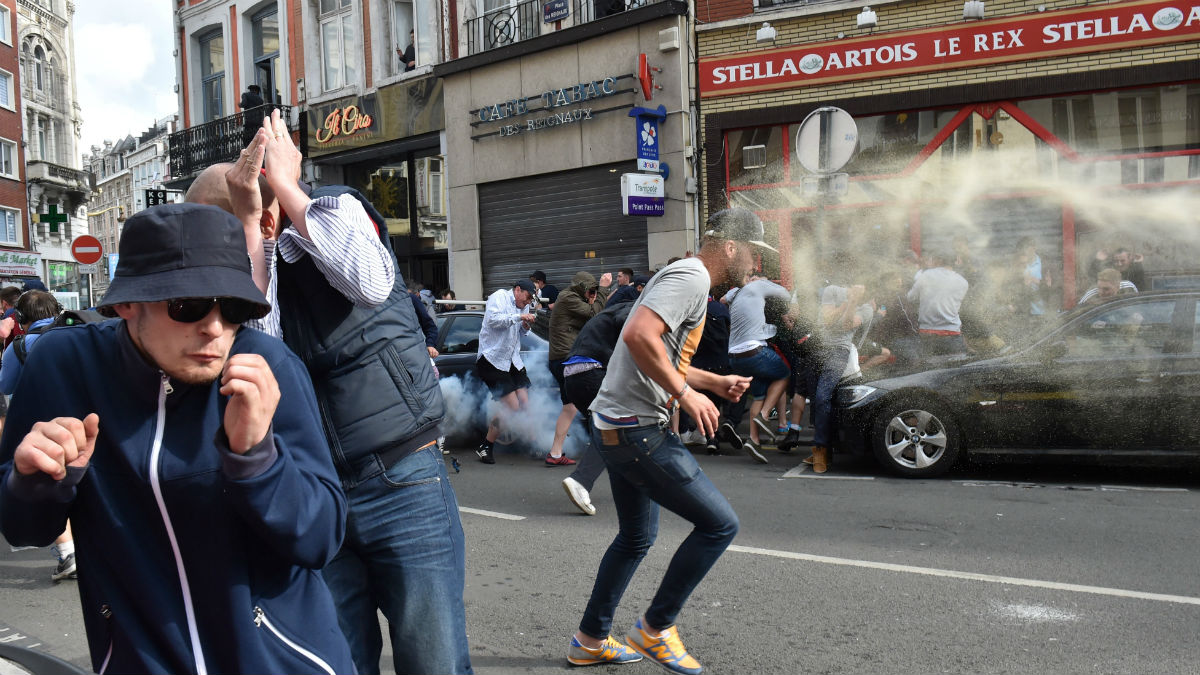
438,349,589,459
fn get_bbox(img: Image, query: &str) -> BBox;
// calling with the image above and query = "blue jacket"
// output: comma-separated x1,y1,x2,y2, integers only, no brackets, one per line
0,316,54,394
0,321,355,675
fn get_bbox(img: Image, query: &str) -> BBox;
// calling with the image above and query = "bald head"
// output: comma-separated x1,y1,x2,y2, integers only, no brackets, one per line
185,163,276,213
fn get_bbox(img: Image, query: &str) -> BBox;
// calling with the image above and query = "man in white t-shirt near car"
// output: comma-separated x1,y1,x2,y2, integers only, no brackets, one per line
907,247,969,357
566,207,766,674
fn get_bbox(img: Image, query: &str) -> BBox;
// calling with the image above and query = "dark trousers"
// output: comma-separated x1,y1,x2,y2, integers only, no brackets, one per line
803,346,850,448
562,367,608,490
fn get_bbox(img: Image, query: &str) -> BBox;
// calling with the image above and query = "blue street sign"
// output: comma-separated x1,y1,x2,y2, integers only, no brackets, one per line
543,0,568,22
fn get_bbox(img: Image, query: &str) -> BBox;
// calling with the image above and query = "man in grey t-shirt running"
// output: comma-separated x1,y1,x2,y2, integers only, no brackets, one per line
567,208,768,674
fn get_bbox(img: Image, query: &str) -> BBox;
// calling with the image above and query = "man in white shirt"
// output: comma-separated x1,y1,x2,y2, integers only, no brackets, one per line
907,248,969,357
475,279,538,464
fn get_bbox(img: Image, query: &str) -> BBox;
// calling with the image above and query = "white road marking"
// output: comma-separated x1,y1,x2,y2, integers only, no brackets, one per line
727,544,1200,606
781,464,874,480
459,506,525,521
957,480,1188,493
1100,485,1188,493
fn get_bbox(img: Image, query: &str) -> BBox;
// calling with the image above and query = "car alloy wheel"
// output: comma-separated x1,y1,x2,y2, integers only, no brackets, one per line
871,401,961,477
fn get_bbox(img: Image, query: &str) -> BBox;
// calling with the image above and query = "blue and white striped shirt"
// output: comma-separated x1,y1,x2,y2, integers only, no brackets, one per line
246,194,395,339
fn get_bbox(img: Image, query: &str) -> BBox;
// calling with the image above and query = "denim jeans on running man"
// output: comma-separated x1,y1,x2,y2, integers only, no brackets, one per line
579,423,739,639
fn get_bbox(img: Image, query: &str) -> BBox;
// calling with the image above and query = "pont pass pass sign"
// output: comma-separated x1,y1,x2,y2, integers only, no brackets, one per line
700,0,1200,97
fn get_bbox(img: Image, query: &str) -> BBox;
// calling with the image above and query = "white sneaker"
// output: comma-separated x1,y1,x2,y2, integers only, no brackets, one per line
562,477,596,516
679,430,706,446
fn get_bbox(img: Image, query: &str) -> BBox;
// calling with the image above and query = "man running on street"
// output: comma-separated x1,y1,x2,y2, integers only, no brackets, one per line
567,207,769,673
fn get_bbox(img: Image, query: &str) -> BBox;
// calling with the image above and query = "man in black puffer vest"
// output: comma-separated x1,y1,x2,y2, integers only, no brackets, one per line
185,110,472,675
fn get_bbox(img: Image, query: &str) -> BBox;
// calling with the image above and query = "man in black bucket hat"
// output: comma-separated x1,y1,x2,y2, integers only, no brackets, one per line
0,203,355,675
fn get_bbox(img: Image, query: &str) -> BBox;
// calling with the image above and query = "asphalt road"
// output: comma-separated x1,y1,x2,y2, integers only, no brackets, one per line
3,440,1199,674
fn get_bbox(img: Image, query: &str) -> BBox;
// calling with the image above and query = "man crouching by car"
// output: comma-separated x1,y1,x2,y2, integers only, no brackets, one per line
0,204,354,675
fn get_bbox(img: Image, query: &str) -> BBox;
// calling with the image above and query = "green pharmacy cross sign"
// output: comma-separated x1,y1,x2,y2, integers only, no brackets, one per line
36,204,69,233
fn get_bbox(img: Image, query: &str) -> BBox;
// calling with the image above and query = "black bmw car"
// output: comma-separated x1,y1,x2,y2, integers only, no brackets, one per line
835,290,1200,477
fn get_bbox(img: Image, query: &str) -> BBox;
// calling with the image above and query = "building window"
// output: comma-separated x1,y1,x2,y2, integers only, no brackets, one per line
319,0,357,92
252,7,280,102
0,69,12,110
0,208,18,245
0,6,11,45
199,30,225,122
33,45,44,91
0,138,16,179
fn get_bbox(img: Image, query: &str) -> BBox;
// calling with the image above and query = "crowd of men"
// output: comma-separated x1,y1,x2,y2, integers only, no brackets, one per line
0,104,1153,675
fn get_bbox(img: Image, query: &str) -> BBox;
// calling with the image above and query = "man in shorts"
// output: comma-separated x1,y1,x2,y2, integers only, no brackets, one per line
476,279,538,464
566,207,768,673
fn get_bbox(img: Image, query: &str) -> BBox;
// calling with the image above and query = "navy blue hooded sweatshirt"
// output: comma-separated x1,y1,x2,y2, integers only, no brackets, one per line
0,321,355,675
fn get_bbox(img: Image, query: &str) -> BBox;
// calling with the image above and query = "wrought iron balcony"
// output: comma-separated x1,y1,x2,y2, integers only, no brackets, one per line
572,0,663,25
168,105,293,183
465,0,540,55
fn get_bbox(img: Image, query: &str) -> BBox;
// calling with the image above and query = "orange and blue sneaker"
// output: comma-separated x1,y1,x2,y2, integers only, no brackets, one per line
567,635,643,666
625,618,703,674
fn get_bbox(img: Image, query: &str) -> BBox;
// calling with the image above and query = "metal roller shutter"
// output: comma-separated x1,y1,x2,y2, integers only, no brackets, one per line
478,163,648,295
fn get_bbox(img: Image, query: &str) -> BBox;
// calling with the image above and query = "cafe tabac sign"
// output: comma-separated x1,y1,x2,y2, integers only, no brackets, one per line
700,0,1200,97
307,78,445,157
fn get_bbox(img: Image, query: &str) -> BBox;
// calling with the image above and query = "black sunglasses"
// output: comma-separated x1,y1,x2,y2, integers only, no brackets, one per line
166,298,260,325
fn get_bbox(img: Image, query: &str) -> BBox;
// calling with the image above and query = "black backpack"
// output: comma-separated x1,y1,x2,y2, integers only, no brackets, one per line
12,310,108,365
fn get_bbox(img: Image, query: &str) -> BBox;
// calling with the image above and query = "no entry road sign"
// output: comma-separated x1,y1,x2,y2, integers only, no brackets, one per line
71,235,103,265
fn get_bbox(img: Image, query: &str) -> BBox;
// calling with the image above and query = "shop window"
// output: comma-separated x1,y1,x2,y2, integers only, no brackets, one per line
199,30,225,122
727,126,783,187
415,155,447,252
320,0,358,92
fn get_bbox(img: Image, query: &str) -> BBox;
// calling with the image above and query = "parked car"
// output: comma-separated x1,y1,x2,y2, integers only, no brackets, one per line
835,291,1200,477
432,310,551,379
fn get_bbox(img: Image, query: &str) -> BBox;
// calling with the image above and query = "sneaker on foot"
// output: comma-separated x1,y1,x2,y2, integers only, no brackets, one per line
52,552,77,582
752,416,777,443
625,619,702,674
477,442,496,464
562,477,596,516
567,635,643,667
678,430,706,446
778,429,801,453
743,439,769,464
717,422,742,451
546,454,577,466
704,436,719,455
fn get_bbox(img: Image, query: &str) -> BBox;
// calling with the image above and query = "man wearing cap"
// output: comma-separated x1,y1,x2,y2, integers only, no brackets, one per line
475,279,539,464
0,203,355,675
187,112,471,675
530,270,559,308
566,207,765,673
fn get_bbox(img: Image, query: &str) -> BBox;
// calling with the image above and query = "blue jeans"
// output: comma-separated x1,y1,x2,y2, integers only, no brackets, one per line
804,346,850,448
579,424,739,639
730,347,790,398
322,445,473,674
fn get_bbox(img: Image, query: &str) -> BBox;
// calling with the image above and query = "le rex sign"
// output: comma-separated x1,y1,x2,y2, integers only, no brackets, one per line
700,0,1200,97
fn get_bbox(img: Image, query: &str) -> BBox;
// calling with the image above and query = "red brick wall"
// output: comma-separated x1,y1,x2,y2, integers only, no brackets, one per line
697,0,755,24
288,0,304,102
0,0,27,248
362,1,373,89
230,5,241,103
